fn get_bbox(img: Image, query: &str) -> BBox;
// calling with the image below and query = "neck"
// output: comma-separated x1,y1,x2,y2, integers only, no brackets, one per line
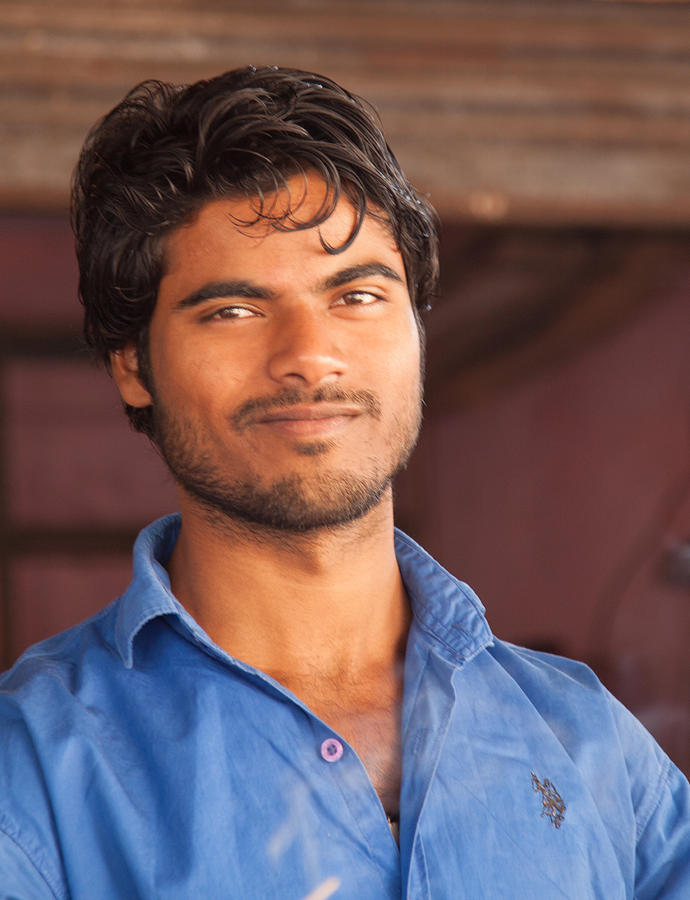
167,488,410,678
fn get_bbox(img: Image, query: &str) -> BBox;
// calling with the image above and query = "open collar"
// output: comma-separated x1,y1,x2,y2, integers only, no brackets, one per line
115,514,493,669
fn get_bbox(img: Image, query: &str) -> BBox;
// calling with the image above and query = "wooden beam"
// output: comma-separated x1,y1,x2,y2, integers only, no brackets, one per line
0,0,689,223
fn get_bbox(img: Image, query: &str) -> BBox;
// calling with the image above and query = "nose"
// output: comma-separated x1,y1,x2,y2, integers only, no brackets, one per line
267,308,347,387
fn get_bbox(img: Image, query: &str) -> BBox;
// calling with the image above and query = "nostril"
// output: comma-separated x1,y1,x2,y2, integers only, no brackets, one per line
267,346,347,386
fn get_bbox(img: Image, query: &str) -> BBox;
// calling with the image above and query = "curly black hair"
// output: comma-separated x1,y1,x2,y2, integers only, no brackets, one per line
71,65,439,436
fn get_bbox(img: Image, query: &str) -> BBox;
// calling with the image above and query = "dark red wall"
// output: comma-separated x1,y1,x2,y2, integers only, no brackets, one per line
2,214,688,773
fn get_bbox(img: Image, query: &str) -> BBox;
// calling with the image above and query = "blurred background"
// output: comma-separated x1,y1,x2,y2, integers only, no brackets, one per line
0,0,688,774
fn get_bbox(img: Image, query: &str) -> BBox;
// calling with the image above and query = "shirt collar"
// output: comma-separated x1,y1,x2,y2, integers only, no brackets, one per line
394,529,493,665
114,514,183,668
115,514,493,669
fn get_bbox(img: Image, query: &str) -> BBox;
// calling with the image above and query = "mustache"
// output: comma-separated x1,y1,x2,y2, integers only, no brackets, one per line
231,386,382,431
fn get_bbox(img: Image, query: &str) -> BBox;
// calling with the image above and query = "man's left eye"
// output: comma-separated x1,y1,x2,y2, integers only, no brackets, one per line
336,291,382,306
207,305,257,320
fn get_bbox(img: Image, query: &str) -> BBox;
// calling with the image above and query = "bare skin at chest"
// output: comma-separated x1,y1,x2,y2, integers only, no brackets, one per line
272,662,405,817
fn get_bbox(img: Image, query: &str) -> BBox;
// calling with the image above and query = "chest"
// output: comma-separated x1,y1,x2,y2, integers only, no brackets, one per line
41,640,635,899
280,671,404,815
324,700,402,815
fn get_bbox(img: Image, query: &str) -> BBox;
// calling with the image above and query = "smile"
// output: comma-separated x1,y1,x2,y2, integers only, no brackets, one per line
254,404,361,438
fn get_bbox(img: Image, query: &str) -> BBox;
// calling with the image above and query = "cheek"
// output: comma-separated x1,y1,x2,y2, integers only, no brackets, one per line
371,343,422,432
149,329,247,407
381,325,422,386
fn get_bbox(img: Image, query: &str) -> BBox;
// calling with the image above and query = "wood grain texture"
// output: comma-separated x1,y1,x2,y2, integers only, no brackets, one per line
1,0,689,222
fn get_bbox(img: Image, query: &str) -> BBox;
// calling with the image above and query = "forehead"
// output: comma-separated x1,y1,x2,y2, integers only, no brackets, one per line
160,175,402,282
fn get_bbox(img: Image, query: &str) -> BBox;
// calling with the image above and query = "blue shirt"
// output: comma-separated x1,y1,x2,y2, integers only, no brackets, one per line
1,514,689,899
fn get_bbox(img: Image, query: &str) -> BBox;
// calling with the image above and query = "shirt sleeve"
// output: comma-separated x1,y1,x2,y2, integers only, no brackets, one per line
604,688,690,898
634,755,690,899
0,826,62,900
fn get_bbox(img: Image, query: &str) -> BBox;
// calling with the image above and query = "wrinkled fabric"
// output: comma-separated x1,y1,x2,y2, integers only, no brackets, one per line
1,514,688,899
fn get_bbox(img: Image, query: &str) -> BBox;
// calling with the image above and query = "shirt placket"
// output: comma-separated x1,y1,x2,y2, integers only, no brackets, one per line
311,719,403,896
399,639,459,900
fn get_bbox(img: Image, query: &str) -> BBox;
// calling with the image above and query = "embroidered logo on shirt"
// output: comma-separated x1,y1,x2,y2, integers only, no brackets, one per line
531,771,566,828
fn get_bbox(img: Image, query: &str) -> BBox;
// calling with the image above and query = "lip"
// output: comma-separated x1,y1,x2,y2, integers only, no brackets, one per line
257,404,361,422
254,404,362,437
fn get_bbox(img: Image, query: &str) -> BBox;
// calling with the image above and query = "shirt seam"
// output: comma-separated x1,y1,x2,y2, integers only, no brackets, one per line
401,643,428,746
635,753,672,843
412,613,488,666
404,652,453,900
414,830,430,900
0,816,64,900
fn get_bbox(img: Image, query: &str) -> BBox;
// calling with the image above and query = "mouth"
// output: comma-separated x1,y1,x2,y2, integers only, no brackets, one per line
257,404,361,422
253,404,362,438
232,388,381,432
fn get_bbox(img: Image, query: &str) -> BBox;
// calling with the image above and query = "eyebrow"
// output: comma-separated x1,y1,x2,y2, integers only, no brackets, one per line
173,262,405,312
173,281,276,311
319,263,405,292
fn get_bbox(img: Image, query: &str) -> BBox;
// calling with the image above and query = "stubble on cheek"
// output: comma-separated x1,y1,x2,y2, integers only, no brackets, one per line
145,350,423,533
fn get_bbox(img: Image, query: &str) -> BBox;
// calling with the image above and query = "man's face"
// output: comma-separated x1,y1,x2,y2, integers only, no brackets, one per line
114,175,423,532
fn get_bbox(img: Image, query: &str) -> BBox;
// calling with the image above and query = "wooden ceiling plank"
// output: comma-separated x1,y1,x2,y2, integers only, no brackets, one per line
1,3,689,54
1,0,688,222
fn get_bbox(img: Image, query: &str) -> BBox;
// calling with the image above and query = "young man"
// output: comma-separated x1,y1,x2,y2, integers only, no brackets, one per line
0,67,688,898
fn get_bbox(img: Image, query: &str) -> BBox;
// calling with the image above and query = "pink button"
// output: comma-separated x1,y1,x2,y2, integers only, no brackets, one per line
320,738,344,762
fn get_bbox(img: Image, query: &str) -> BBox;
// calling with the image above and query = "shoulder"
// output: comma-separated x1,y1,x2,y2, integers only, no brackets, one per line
486,639,667,784
0,613,117,900
0,600,130,801
486,639,690,895
0,602,125,781
489,638,602,688
1,600,119,704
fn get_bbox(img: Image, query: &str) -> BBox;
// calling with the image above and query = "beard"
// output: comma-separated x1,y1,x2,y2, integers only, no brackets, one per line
150,384,422,534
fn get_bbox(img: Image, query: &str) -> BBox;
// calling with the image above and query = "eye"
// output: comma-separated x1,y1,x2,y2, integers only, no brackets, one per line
204,305,261,321
333,290,383,307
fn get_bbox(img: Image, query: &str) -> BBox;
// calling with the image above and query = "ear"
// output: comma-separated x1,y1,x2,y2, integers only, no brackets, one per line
110,345,153,408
